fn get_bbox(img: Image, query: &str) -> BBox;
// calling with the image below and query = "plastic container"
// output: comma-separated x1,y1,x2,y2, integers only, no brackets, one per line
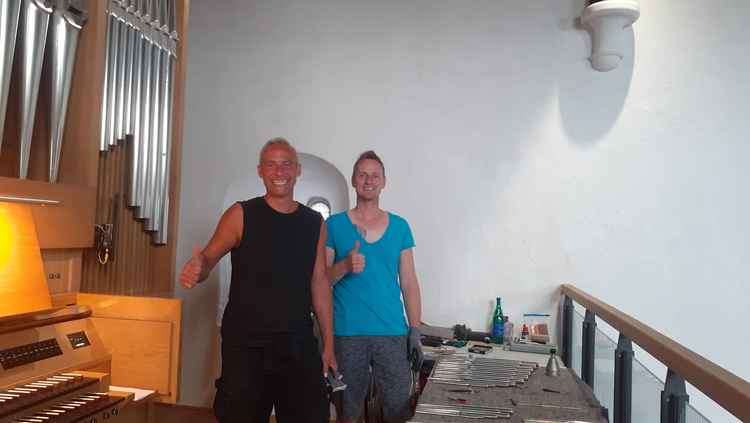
523,313,551,344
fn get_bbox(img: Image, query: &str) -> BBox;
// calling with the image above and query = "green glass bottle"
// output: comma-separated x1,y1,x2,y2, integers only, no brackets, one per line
491,297,504,344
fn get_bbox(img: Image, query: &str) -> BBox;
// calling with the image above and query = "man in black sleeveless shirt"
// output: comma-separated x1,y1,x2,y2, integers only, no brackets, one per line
179,138,336,423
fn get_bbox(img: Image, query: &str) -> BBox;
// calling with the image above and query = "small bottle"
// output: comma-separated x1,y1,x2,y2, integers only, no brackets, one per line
491,297,504,344
503,319,513,346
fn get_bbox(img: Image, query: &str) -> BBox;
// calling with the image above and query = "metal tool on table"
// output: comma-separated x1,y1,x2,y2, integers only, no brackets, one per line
545,348,561,377
416,403,513,419
0,0,22,155
523,420,595,423
19,0,54,179
510,398,586,411
48,0,88,183
469,344,493,354
429,354,537,387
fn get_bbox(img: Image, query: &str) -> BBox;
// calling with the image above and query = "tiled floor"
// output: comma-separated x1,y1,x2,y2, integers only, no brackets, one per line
153,403,217,423
152,404,332,423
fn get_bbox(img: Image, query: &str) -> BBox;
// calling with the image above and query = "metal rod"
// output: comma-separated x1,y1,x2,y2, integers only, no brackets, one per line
135,31,152,217
121,2,136,138
440,357,538,367
430,375,523,383
415,409,510,419
48,0,87,183
581,309,596,388
660,369,688,423
418,403,513,413
513,402,587,411
19,0,54,179
437,363,535,370
99,8,114,151
127,31,144,206
152,47,170,241
154,57,173,244
428,378,517,388
154,0,176,244
150,47,166,233
112,3,128,142
0,195,60,205
614,334,633,423
562,295,574,368
104,2,120,148
142,37,161,228
0,0,22,155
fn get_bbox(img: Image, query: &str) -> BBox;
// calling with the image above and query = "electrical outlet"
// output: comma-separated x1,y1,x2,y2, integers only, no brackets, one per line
43,261,69,294
41,250,82,295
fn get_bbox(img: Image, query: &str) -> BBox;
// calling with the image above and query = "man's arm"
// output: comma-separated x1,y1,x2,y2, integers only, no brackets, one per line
326,241,364,286
399,248,422,327
400,247,423,371
179,203,243,289
312,222,337,374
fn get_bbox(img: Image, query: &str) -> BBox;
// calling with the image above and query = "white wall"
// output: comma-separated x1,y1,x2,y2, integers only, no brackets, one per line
177,1,750,421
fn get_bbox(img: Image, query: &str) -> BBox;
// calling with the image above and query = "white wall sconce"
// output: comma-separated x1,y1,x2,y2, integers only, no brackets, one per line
581,0,640,72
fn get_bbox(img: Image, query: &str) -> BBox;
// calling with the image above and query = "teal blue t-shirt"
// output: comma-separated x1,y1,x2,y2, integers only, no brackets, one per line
325,211,415,336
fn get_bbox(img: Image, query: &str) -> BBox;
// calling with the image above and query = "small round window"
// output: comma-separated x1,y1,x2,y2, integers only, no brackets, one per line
307,197,331,220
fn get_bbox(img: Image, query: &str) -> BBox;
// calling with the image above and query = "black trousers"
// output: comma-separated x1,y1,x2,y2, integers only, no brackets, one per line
214,333,329,423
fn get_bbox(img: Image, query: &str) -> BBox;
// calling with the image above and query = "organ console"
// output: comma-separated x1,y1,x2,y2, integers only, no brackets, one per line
0,306,136,423
0,198,181,423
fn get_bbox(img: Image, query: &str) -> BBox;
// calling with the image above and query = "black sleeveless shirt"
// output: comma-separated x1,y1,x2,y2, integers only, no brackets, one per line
221,197,322,341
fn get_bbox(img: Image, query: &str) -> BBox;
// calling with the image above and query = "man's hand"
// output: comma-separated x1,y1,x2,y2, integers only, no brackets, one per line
321,345,338,377
346,241,365,274
179,246,206,289
407,326,423,372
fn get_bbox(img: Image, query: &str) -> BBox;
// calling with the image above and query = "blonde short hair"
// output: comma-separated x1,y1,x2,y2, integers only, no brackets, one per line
259,137,298,164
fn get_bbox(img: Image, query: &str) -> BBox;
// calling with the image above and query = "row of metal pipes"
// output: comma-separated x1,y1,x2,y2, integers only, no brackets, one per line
0,0,87,182
100,0,179,245
0,0,178,245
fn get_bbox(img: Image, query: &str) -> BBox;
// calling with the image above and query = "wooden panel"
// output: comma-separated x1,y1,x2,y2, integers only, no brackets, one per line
76,293,182,403
561,284,750,422
0,203,52,317
80,142,154,296
0,319,110,388
41,249,82,294
90,317,172,395
0,177,96,248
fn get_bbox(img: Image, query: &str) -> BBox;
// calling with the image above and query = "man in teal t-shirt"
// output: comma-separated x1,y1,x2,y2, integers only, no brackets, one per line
325,151,423,423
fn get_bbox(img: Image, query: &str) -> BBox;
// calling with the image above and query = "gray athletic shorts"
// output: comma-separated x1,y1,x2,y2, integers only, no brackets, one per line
335,336,412,422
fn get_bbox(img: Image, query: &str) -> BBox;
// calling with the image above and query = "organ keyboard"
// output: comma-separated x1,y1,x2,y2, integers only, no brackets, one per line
0,307,135,423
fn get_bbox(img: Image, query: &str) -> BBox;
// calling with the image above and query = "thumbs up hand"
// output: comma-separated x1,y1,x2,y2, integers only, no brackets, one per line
180,245,207,289
347,240,365,274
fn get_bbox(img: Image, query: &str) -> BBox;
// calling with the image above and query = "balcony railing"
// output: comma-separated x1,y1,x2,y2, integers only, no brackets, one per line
560,284,750,423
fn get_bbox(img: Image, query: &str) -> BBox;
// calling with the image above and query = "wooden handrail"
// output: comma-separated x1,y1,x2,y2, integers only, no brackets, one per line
561,284,750,422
